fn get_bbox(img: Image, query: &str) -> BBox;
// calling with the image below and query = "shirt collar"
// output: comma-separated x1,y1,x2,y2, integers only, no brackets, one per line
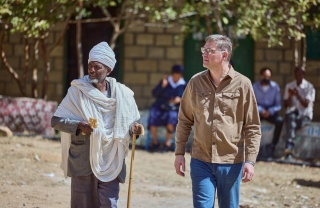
297,79,308,89
204,64,235,80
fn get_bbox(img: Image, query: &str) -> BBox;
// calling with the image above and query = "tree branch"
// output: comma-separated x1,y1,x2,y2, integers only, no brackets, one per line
23,38,30,89
76,0,84,78
40,38,50,99
100,7,116,27
32,39,39,98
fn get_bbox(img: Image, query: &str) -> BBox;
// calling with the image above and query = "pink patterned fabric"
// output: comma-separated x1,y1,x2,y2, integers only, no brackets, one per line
0,96,57,137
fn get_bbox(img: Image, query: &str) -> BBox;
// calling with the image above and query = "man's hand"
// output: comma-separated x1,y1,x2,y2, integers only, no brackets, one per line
78,121,93,135
260,110,270,119
242,162,255,183
132,122,144,135
169,96,181,105
289,88,300,97
174,155,186,177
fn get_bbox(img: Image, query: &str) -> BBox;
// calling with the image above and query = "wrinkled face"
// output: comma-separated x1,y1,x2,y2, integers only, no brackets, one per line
88,61,111,83
202,41,227,69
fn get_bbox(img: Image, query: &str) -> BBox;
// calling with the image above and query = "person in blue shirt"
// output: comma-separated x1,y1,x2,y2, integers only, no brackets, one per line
253,67,283,160
148,65,187,152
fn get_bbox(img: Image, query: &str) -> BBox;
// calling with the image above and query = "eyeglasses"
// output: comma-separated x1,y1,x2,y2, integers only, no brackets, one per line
200,47,224,55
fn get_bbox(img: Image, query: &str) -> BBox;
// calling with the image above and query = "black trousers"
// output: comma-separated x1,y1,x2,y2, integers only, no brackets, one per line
261,113,283,146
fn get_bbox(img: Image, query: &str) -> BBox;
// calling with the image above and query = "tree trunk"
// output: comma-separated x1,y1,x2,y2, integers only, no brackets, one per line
23,38,30,89
205,15,213,36
301,37,306,69
109,22,120,50
294,38,299,67
212,0,224,35
32,40,39,98
76,1,84,78
41,38,50,99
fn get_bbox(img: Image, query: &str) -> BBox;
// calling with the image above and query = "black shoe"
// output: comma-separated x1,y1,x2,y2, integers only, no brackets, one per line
149,143,160,152
162,145,173,153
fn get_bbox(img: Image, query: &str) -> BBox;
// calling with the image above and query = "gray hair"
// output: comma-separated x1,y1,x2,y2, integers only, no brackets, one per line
205,34,232,61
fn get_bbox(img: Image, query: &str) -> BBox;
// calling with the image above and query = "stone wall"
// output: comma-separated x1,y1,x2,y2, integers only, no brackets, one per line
123,21,184,109
0,24,65,101
254,40,320,121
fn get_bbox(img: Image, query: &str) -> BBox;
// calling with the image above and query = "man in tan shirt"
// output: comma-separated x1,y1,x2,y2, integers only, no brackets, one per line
174,34,261,208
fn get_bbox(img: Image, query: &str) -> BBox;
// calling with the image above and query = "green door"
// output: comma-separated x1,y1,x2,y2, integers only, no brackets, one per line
232,35,254,81
183,35,206,81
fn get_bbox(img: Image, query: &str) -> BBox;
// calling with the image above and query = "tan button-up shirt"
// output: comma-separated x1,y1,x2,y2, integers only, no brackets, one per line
175,67,261,163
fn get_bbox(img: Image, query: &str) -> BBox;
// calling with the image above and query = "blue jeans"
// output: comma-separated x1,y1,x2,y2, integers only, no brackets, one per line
190,158,243,208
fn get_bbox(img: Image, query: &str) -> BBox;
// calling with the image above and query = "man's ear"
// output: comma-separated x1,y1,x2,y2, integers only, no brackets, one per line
223,51,229,61
106,67,112,75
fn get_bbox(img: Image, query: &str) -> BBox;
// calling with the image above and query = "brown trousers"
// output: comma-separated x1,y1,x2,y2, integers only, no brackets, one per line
71,174,120,208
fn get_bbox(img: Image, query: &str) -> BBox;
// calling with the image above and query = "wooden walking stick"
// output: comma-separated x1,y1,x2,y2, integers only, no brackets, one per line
127,127,144,208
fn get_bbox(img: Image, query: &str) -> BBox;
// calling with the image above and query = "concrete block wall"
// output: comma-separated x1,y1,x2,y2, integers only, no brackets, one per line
254,40,320,121
0,23,65,101
123,21,184,109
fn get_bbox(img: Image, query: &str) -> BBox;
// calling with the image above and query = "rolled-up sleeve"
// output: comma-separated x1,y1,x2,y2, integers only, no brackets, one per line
51,116,80,136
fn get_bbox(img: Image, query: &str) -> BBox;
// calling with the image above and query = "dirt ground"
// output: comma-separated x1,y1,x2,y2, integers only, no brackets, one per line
0,136,319,208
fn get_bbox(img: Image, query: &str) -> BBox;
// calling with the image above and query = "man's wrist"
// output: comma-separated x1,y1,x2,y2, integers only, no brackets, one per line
245,161,255,166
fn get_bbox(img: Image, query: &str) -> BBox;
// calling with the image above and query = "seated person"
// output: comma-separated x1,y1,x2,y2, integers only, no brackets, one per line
283,66,315,160
148,65,187,151
253,67,283,160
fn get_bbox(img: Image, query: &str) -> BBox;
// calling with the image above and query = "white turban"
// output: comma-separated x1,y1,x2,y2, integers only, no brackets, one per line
88,42,117,71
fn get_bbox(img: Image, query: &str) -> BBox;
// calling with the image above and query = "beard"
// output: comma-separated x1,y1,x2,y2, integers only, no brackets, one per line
89,78,98,84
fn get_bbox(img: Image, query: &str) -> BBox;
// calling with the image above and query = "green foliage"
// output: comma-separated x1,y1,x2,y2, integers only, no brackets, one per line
147,0,320,47
0,0,76,38
2,0,319,48
234,0,320,46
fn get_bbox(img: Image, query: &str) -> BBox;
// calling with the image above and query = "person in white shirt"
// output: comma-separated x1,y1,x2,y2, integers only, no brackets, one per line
283,66,315,160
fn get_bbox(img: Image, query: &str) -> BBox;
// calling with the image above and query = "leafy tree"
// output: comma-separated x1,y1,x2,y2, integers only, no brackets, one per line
0,0,76,98
149,0,320,66
235,0,320,66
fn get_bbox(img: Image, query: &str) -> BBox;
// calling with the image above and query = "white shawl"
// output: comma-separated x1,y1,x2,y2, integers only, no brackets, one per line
54,76,140,182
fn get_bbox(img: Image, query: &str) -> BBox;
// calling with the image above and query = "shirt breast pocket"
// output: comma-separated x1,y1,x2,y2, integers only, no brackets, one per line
194,91,212,110
222,91,241,113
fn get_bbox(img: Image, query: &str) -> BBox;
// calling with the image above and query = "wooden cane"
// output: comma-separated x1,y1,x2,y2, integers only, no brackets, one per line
127,127,144,208
127,133,136,208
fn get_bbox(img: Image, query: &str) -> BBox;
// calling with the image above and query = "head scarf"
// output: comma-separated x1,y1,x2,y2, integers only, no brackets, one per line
88,42,117,71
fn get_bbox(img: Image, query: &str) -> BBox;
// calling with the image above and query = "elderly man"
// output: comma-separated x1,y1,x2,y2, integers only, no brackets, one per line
51,42,143,208
174,34,261,208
